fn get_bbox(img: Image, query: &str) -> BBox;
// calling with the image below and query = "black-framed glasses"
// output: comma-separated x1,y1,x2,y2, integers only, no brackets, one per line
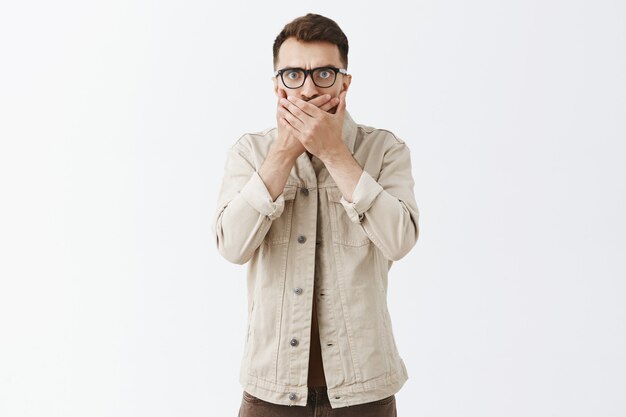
273,66,348,89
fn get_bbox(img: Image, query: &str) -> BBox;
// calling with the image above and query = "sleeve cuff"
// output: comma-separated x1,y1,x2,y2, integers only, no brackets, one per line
339,170,384,223
239,171,286,220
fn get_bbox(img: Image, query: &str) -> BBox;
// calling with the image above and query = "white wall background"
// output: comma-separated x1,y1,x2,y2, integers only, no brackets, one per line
1,1,624,416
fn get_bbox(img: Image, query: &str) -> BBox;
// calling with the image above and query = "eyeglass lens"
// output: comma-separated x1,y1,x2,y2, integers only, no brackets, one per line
282,68,337,88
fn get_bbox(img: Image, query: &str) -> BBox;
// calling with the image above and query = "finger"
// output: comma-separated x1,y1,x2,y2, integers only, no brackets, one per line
279,91,330,109
307,94,332,108
286,96,323,118
279,108,304,131
280,98,309,123
281,116,303,140
276,89,289,122
276,88,288,107
319,96,340,112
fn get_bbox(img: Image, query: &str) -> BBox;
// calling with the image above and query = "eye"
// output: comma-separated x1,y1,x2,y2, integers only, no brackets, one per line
318,70,331,79
285,70,302,80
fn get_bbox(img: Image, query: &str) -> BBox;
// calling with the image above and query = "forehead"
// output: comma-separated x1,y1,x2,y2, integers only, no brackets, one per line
277,37,342,68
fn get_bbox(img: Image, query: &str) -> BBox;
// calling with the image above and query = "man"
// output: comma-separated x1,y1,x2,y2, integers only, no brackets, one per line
212,13,419,416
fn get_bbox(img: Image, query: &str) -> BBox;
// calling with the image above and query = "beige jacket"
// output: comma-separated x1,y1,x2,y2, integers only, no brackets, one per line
211,110,420,408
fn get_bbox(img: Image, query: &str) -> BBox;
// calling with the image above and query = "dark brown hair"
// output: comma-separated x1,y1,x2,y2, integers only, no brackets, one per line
272,13,349,70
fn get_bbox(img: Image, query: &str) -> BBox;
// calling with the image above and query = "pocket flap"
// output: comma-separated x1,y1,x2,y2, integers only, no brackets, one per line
326,187,343,203
282,186,297,201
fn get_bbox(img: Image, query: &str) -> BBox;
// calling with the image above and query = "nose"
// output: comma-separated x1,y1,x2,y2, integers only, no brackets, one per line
300,74,320,100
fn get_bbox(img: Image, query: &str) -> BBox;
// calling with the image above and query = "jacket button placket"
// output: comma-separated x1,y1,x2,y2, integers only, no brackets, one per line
288,160,319,388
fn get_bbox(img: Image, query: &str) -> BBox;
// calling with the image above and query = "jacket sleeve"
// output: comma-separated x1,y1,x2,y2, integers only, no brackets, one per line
338,139,420,261
211,139,287,264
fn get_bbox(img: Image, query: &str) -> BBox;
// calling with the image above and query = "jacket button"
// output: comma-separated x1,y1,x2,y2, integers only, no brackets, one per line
293,287,303,295
301,187,309,196
290,338,299,347
288,392,297,401
297,235,306,244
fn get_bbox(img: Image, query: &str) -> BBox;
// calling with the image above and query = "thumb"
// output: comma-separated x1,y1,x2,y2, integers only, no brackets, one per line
337,90,347,115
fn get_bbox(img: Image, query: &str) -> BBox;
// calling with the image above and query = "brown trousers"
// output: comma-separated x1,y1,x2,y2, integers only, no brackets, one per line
238,386,397,417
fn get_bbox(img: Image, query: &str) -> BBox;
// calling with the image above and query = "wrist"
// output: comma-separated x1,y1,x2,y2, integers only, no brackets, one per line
267,146,300,167
320,142,349,165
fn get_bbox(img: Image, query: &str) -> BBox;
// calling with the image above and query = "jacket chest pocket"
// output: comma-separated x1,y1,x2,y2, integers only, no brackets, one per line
326,187,370,247
264,186,297,245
